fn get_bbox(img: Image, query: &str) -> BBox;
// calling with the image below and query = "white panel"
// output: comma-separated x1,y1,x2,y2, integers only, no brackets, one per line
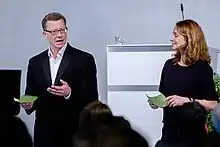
107,52,172,85
108,91,163,147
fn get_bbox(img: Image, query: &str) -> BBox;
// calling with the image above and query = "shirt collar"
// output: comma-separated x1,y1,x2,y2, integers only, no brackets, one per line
48,42,67,58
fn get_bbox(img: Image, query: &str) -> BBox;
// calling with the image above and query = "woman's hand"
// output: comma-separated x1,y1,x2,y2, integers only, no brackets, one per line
165,95,190,107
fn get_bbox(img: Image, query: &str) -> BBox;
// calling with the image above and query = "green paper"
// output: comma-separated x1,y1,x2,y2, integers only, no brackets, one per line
146,93,167,108
14,95,38,103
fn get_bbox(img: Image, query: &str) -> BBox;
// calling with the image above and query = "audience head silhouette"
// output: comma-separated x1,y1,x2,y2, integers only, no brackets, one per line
79,100,113,129
0,116,32,147
73,100,149,147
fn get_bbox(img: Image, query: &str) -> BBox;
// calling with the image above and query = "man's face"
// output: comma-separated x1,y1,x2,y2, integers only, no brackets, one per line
43,19,67,50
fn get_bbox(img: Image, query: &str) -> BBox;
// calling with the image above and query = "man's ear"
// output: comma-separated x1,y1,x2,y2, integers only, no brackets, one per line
42,31,48,39
42,31,46,36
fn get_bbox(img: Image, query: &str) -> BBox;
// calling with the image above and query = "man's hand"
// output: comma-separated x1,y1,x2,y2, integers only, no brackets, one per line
165,95,190,107
21,102,33,110
47,79,71,97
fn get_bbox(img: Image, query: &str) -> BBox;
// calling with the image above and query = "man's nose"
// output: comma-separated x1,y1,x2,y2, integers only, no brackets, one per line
57,30,62,37
57,31,62,36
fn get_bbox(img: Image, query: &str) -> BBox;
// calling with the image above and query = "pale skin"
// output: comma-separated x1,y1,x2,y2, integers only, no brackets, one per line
22,19,71,110
165,27,217,110
47,79,70,97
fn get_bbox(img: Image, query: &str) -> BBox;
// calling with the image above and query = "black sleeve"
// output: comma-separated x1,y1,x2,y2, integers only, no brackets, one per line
201,63,218,101
73,54,99,114
81,54,98,102
159,60,169,94
158,67,165,93
25,59,38,115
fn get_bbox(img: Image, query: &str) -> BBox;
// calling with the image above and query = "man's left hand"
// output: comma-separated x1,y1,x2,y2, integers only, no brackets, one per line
47,79,71,97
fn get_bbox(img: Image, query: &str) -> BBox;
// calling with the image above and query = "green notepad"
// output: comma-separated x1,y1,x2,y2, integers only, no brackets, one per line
14,95,38,103
146,92,167,108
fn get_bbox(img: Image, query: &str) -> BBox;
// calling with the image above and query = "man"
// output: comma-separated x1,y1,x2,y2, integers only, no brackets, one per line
23,12,98,147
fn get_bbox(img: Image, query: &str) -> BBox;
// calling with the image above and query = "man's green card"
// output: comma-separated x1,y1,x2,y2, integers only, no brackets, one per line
14,95,38,103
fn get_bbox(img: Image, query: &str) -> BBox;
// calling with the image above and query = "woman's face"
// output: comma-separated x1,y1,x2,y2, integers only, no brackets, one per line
170,27,186,50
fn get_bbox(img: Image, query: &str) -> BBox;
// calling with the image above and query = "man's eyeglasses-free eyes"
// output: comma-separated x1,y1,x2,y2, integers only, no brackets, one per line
44,27,68,36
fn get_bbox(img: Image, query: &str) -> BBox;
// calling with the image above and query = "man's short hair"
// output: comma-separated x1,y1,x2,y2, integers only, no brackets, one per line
41,12,66,30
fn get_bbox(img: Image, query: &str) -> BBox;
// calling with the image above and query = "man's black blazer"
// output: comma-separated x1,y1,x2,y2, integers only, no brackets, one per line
25,43,98,132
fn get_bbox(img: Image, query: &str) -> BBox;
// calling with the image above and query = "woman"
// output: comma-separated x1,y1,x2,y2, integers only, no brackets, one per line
155,19,218,147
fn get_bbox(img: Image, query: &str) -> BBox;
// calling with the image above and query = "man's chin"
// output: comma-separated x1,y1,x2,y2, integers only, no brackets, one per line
56,45,64,49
